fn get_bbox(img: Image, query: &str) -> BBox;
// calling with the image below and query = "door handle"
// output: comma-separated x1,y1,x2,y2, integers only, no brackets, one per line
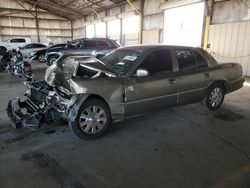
169,78,177,85
204,72,212,78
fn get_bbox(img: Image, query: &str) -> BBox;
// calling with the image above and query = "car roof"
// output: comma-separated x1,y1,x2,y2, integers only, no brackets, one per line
25,43,45,45
118,44,200,51
72,38,116,42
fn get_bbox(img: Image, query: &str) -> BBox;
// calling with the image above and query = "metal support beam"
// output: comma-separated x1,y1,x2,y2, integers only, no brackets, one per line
105,9,108,38
35,6,40,42
16,0,36,17
82,0,102,18
203,0,213,50
139,0,144,44
23,0,81,20
126,0,141,16
126,0,143,44
71,20,74,40
120,5,124,45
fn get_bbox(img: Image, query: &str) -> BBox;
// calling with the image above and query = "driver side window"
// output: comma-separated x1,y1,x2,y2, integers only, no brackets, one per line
139,49,173,75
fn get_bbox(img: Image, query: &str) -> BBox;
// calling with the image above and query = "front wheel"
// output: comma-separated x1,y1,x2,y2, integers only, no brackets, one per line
69,98,111,140
203,83,225,111
47,55,58,66
38,54,45,62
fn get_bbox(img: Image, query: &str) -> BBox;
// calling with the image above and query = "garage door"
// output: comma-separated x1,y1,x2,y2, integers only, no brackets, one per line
163,1,205,47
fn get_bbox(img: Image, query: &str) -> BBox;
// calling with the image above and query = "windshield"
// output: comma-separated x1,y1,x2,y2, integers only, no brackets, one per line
101,49,142,76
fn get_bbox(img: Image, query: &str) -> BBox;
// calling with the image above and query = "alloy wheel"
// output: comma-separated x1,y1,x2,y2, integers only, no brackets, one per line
38,55,45,62
209,87,223,108
79,106,107,134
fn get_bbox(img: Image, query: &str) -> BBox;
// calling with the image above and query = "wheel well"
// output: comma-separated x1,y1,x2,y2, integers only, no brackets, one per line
86,94,110,110
49,54,59,59
206,80,227,94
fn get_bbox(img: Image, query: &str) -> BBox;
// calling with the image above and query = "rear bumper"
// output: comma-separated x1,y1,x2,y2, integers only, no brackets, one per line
6,97,40,129
226,77,245,93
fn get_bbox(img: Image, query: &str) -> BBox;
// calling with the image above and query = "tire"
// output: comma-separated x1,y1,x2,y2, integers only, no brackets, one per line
203,82,225,111
38,54,45,62
69,98,111,140
47,55,58,66
0,47,7,56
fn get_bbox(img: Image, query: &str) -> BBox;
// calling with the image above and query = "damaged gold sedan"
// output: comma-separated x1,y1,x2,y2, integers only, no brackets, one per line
7,45,245,139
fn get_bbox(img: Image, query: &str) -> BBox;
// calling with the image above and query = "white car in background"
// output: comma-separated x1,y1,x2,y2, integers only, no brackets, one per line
0,37,31,54
19,43,47,58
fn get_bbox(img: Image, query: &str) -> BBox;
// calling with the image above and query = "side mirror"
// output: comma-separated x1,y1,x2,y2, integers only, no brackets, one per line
136,68,149,77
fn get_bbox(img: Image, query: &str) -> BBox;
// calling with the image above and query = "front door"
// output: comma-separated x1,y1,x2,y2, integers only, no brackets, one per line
125,49,178,116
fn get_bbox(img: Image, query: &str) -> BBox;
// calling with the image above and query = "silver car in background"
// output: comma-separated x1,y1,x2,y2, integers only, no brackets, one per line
19,43,47,58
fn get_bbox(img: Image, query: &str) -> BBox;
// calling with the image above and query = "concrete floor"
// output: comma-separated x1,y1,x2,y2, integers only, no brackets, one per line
0,62,250,188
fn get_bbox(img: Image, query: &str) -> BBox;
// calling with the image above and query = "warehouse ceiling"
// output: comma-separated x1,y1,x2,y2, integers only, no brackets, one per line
21,0,127,20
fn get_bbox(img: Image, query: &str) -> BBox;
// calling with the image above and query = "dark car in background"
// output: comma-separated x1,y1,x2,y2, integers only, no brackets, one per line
45,38,121,66
29,43,66,62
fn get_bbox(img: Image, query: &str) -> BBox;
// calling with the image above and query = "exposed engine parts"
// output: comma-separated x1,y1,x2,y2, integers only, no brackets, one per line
7,81,69,129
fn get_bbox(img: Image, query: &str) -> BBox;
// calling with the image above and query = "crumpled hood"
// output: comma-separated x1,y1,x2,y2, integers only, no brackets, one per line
45,55,117,92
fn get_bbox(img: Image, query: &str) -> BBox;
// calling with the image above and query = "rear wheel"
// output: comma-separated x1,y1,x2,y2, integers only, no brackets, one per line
69,98,111,140
204,82,225,111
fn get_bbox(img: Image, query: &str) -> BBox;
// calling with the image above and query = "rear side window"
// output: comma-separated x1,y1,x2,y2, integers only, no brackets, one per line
193,51,208,68
10,38,26,43
175,50,197,71
200,49,218,67
97,41,110,47
139,49,173,74
84,40,97,47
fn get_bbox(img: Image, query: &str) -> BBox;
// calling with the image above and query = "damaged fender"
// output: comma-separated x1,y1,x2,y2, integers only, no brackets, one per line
68,94,89,122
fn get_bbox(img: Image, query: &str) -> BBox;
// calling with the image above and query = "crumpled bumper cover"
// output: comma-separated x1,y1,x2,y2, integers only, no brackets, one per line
7,97,40,129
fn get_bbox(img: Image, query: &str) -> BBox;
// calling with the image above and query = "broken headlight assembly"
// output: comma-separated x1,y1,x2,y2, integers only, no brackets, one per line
56,86,72,99
45,63,57,86
62,59,79,80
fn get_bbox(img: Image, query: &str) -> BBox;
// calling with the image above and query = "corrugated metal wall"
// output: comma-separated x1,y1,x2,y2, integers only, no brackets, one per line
209,0,250,76
72,0,165,44
208,22,250,76
0,0,72,43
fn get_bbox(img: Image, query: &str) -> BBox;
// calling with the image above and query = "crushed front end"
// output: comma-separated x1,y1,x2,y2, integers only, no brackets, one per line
7,80,70,129
6,54,118,130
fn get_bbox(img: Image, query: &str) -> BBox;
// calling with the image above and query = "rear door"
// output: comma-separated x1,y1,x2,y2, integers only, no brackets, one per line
173,48,213,104
79,40,98,55
125,48,178,116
